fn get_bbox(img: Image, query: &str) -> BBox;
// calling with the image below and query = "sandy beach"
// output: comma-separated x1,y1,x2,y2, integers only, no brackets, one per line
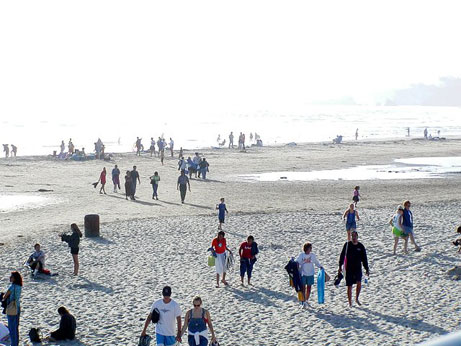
0,138,460,345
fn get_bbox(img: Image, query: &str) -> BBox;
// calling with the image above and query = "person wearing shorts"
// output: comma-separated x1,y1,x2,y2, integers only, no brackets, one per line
338,231,369,307
296,242,323,308
389,205,408,254
402,200,421,252
343,204,360,241
141,286,182,346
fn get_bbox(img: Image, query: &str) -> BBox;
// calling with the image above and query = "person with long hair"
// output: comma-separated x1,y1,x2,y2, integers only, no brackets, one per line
2,271,23,346
343,203,360,241
98,167,107,194
180,297,216,346
48,306,76,341
61,224,83,275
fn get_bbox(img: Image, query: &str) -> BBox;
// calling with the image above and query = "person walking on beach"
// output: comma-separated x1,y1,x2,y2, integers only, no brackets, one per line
60,140,65,155
199,158,209,179
130,166,141,197
135,137,142,156
296,242,323,307
355,128,359,141
216,198,228,230
402,200,421,252
169,137,174,157
352,186,361,206
179,296,217,346
177,170,191,204
11,144,17,157
150,171,160,200
390,205,408,254
98,167,107,194
239,235,258,286
61,223,83,275
150,137,156,157
141,286,182,346
229,132,234,149
112,165,121,193
3,144,9,158
343,204,360,241
160,149,165,165
124,170,134,200
179,147,183,159
211,231,232,287
338,231,369,307
2,271,22,346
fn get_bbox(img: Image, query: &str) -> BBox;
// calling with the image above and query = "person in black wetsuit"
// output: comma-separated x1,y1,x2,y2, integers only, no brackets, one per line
338,231,369,307
48,306,76,341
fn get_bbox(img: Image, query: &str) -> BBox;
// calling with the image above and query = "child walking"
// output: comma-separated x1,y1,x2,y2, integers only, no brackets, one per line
389,205,408,254
352,186,361,206
216,198,228,230
296,242,323,308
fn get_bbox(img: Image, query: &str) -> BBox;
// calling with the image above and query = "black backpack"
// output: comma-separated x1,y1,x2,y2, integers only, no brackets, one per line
151,308,160,324
29,327,41,343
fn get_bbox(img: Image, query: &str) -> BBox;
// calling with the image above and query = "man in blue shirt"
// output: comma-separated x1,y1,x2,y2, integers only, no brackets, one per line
177,170,191,204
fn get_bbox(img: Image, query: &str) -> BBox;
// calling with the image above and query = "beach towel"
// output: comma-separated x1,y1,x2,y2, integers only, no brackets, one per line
284,258,302,292
225,251,234,271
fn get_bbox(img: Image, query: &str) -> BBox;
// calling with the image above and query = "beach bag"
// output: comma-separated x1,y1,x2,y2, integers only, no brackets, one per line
138,334,152,346
151,308,160,324
6,289,17,316
28,327,41,342
208,255,215,267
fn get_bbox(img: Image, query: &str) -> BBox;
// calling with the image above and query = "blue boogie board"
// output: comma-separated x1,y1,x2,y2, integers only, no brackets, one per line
317,268,325,304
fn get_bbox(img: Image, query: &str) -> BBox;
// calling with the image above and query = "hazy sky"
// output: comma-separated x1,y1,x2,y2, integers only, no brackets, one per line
1,0,461,121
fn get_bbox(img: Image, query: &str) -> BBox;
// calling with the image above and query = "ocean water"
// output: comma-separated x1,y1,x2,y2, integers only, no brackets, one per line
0,195,56,213
238,156,461,182
1,105,460,156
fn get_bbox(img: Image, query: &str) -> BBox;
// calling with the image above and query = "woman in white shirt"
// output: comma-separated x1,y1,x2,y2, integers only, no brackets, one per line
296,242,323,308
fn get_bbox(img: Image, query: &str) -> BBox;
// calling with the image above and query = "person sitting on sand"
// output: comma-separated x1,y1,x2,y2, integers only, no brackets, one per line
124,171,133,200
296,242,323,308
338,231,369,307
60,224,82,276
48,306,76,341
402,200,421,252
352,186,360,206
211,231,233,287
179,296,217,346
239,235,258,287
389,205,408,255
343,204,360,241
141,286,182,345
27,243,46,276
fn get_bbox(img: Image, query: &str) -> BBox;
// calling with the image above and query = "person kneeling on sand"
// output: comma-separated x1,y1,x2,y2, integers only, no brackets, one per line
46,306,76,341
338,231,369,307
239,236,258,286
212,231,232,287
296,242,323,308
402,200,421,252
27,243,46,276
389,206,408,254
141,286,182,346
179,296,217,346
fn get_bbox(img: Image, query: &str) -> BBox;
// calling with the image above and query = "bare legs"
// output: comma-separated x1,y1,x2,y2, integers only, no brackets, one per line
72,254,79,275
216,273,228,287
347,282,362,307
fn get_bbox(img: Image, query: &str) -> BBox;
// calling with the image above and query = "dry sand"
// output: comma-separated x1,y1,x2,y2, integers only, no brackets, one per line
0,138,460,345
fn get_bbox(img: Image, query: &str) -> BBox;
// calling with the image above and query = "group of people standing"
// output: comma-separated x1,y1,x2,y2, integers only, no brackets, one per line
227,132,260,149
178,153,210,180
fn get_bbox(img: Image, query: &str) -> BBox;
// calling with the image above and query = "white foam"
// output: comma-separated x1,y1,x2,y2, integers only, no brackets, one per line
0,195,55,213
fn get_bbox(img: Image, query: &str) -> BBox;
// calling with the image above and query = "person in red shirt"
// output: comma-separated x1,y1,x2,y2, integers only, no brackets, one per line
239,235,258,286
211,231,232,287
99,167,107,195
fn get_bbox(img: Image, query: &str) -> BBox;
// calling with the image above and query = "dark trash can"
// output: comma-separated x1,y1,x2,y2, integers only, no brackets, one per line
84,214,100,237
